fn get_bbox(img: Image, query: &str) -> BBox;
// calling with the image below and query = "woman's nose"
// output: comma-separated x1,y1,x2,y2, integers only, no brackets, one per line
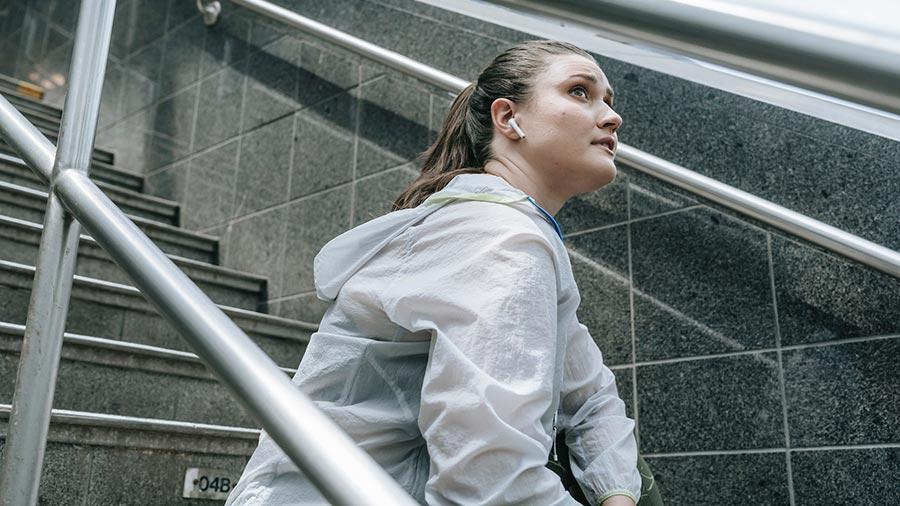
600,109,622,132
599,109,623,131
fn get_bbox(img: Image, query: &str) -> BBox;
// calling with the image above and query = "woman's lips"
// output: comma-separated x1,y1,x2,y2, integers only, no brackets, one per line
594,143,615,155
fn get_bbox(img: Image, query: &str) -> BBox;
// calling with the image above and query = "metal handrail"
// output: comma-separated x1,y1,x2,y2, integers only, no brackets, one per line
230,0,900,279
0,2,417,505
0,2,114,503
482,0,900,117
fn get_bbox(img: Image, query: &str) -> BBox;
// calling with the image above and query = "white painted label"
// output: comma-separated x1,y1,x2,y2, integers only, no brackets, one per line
183,467,237,500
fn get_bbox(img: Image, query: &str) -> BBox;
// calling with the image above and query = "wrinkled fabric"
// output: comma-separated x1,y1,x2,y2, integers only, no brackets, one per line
226,173,642,505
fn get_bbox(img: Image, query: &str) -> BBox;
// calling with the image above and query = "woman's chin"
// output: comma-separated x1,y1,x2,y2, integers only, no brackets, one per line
591,161,617,189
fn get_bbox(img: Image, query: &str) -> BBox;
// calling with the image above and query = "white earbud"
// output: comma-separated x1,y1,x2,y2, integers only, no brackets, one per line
509,117,526,139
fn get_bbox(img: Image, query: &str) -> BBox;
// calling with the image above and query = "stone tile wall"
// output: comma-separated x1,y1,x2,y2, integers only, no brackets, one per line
1,0,898,503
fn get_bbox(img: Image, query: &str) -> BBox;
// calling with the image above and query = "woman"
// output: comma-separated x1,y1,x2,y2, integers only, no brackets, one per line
227,40,661,505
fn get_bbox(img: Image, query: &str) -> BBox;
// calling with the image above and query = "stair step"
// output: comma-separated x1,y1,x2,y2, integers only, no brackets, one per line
0,177,178,229
0,156,178,225
0,182,217,261
0,137,115,167
15,107,59,133
0,260,314,368
0,215,266,311
0,321,291,427
0,152,144,193
0,87,61,120
0,91,114,166
0,403,255,505
95,180,180,225
0,75,44,101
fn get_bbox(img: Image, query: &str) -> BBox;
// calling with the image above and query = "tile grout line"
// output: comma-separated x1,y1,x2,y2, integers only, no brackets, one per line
272,99,302,306
645,441,900,459
162,0,174,36
187,79,202,167
223,123,246,268
272,198,291,307
768,232,796,506
106,52,127,131
564,204,703,239
286,110,299,208
629,333,900,367
625,177,640,447
223,138,241,267
427,92,435,139
349,63,363,228
781,333,900,350
225,53,252,247
644,447,788,458
268,289,319,303
79,448,95,506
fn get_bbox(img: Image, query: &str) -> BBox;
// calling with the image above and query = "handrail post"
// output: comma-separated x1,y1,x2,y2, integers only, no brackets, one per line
0,1,116,505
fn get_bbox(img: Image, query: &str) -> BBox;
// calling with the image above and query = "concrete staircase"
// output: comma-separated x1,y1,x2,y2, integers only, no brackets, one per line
0,91,316,504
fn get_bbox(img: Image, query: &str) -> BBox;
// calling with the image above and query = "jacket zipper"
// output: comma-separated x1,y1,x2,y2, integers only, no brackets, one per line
551,410,559,462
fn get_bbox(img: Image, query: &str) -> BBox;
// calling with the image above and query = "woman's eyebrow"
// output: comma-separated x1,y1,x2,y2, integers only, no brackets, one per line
567,73,614,100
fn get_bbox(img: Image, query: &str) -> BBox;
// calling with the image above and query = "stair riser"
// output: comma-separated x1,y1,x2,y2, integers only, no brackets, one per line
2,92,124,167
0,228,262,311
0,437,252,505
0,140,114,166
0,335,260,427
0,160,146,203
0,193,213,262
0,103,115,164
19,113,58,134
90,163,144,192
0,181,177,226
1,91,62,120
0,268,309,369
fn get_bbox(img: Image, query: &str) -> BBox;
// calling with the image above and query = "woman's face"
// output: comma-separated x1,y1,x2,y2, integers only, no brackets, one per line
515,54,622,197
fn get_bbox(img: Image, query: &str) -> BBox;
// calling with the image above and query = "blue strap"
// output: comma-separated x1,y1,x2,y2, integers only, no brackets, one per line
526,196,565,241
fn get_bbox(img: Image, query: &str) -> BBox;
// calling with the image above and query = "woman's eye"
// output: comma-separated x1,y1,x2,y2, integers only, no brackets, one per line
570,85,589,99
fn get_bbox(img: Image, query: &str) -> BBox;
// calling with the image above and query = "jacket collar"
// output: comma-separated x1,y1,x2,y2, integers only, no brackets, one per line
433,173,564,241
313,172,564,302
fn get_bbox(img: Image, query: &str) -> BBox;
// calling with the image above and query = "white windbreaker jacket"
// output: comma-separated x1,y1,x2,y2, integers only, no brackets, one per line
225,172,642,505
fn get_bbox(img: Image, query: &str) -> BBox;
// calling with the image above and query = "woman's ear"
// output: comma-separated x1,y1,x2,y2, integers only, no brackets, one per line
490,97,521,141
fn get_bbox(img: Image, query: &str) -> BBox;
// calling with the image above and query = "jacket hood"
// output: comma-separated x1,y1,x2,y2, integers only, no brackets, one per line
313,173,560,302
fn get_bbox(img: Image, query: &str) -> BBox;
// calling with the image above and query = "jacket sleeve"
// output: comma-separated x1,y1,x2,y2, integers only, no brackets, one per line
559,315,642,504
384,223,577,505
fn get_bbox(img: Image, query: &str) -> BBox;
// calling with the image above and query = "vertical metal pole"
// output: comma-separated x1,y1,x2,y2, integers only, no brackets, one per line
0,1,116,504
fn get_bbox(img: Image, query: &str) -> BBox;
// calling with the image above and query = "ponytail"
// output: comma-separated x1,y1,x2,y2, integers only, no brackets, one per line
391,83,484,211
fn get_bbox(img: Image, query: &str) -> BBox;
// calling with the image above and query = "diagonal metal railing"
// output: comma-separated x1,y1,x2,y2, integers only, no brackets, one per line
0,1,417,505
229,0,900,279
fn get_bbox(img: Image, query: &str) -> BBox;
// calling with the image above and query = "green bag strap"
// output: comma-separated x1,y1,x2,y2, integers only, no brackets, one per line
422,191,530,206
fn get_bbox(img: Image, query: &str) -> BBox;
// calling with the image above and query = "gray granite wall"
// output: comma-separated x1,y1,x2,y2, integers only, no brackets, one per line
1,0,898,504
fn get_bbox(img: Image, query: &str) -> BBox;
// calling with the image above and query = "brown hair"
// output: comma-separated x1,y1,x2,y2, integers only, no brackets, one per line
391,39,596,211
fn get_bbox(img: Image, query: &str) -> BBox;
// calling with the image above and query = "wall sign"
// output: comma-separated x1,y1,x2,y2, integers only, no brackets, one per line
183,467,238,500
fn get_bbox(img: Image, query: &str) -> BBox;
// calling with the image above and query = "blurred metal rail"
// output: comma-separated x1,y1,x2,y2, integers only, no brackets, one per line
484,0,900,116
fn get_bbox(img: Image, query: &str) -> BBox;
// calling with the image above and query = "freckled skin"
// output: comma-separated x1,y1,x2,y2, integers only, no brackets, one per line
484,54,623,216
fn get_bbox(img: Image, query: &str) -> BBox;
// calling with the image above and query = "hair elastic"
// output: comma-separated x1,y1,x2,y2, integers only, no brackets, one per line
509,118,526,139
